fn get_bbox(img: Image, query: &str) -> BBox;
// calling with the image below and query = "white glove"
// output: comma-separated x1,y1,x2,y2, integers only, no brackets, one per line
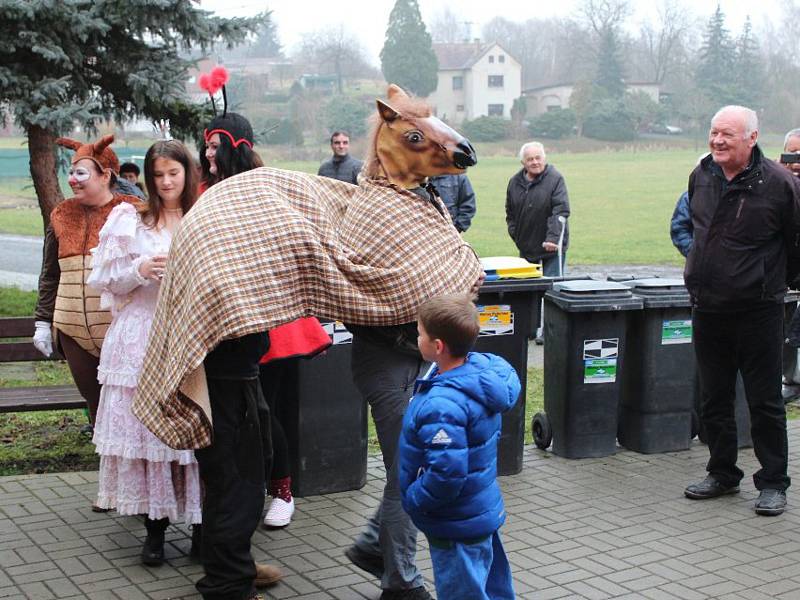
33,321,53,357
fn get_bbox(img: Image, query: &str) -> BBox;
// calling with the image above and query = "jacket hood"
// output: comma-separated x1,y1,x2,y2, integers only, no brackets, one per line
422,352,520,414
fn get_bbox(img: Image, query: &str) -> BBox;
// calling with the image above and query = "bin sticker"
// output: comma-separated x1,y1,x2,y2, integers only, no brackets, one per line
478,304,514,336
321,321,353,345
661,319,692,345
583,339,618,384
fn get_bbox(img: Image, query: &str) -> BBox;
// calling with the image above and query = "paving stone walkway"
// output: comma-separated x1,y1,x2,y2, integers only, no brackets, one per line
1,422,799,600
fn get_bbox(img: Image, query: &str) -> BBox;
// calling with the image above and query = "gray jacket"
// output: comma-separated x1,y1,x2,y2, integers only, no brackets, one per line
317,154,363,185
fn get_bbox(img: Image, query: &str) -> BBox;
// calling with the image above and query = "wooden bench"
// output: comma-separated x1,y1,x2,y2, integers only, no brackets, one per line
0,317,84,412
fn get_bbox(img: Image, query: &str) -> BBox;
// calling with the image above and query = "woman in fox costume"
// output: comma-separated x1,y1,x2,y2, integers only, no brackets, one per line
33,135,139,429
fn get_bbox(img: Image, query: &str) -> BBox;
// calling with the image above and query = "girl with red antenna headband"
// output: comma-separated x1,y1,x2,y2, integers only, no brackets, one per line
191,66,328,600
197,67,263,191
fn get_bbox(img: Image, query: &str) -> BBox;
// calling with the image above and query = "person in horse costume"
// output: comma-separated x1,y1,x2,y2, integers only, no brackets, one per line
132,85,483,600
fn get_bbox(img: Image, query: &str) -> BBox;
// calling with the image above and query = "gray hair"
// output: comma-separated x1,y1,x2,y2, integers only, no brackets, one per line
711,105,759,137
784,128,800,150
519,141,545,161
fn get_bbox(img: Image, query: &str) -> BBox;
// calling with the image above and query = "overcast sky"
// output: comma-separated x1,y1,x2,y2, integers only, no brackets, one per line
199,0,781,65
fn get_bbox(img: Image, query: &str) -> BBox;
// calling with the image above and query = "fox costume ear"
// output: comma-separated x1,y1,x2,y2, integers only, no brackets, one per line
55,137,82,151
93,134,115,154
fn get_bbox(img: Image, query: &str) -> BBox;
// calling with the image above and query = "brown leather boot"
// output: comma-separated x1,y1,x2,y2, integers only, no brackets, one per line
254,562,283,587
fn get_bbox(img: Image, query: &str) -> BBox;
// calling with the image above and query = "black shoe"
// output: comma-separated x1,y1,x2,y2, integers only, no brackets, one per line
379,587,433,600
345,545,384,579
534,335,544,345
141,533,165,566
141,517,168,567
684,475,740,499
755,489,787,516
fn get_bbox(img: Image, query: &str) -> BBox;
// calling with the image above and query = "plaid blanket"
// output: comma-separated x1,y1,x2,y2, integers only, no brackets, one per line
132,168,483,449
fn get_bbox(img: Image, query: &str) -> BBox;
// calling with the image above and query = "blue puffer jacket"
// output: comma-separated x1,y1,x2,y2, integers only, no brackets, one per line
670,191,692,257
399,352,521,540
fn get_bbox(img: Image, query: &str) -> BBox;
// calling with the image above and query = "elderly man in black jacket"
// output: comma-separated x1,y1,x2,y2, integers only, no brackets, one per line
684,105,800,516
505,141,569,276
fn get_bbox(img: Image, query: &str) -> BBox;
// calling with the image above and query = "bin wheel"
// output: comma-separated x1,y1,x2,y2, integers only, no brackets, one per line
532,412,552,450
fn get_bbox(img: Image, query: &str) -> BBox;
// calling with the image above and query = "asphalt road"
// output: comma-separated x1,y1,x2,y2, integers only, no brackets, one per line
0,233,42,290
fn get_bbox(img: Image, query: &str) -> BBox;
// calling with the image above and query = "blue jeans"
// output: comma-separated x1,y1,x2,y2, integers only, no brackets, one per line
428,530,514,600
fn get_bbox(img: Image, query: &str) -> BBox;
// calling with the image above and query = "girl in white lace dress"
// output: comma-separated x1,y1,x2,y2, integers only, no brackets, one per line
88,140,201,566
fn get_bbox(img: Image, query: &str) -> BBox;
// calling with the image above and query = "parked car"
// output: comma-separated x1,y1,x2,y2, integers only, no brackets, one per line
648,123,683,135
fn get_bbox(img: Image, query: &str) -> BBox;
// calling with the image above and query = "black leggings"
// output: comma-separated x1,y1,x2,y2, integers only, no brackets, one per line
258,361,294,480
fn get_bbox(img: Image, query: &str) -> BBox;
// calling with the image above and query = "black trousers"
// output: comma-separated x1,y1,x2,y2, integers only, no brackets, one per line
693,304,790,491
259,361,292,479
195,377,267,600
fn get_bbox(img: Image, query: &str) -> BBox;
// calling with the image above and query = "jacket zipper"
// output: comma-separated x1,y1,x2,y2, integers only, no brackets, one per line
735,197,744,219
82,206,92,344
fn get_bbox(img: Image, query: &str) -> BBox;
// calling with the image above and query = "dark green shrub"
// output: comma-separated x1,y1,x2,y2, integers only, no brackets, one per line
257,118,303,145
460,116,510,142
323,95,371,138
582,99,636,141
528,108,576,139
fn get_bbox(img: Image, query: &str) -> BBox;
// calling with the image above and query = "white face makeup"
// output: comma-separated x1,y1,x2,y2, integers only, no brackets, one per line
67,167,92,183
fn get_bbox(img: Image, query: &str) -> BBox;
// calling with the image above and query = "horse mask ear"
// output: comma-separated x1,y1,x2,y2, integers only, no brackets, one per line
378,84,410,123
377,99,401,123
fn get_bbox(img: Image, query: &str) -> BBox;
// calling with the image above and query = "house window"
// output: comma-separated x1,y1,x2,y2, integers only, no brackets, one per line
488,55,494,63
452,76,463,90
488,75,504,88
499,55,505,63
456,104,465,112
488,104,504,117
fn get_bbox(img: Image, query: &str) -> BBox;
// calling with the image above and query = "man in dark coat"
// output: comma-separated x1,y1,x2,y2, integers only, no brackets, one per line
683,105,800,516
505,141,570,276
318,131,363,184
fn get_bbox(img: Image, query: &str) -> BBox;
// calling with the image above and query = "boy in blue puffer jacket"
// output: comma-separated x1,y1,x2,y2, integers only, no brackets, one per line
399,294,520,600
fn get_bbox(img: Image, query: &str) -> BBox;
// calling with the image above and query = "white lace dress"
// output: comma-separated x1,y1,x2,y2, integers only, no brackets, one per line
87,203,201,524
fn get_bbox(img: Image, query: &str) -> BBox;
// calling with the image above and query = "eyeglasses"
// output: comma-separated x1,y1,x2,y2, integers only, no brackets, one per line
67,167,93,182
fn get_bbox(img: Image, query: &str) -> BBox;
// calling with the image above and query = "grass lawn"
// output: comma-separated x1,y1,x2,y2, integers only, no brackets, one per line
0,146,782,264
0,286,38,316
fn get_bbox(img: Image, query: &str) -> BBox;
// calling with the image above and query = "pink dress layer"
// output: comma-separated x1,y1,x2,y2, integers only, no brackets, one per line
87,203,201,524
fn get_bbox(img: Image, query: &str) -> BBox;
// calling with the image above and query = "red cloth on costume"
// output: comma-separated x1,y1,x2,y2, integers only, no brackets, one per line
260,317,331,364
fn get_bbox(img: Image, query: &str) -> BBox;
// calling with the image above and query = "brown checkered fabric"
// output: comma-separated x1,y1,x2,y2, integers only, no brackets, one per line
132,168,483,449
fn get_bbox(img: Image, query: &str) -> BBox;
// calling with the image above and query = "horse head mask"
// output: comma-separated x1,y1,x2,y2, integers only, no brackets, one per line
366,84,477,189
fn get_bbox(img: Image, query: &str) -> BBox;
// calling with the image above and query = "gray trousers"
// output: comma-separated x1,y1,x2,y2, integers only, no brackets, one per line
351,335,427,591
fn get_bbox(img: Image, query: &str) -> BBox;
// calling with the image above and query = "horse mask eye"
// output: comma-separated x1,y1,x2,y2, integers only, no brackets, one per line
405,131,424,144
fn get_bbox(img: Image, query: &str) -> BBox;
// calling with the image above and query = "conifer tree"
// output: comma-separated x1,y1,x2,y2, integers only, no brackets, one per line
695,4,736,106
734,16,764,108
0,1,264,228
594,28,626,99
380,0,438,97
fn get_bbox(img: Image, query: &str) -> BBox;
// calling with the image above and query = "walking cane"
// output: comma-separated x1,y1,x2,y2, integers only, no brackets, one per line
556,216,567,278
